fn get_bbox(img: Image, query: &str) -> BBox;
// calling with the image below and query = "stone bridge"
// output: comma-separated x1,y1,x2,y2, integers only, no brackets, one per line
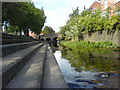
39,33,62,42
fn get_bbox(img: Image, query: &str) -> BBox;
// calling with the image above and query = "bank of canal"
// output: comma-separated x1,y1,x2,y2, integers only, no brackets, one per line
53,46,120,88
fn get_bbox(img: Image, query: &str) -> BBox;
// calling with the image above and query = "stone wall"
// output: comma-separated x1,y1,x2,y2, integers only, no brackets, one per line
1,33,39,45
83,30,120,47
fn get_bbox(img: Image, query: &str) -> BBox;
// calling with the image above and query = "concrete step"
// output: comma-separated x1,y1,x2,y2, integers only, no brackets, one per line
2,43,44,88
1,39,37,45
42,44,67,88
2,33,36,40
1,41,40,57
1,33,39,45
4,44,47,88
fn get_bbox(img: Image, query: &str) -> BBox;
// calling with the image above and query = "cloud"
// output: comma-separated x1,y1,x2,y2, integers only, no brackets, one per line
44,7,70,32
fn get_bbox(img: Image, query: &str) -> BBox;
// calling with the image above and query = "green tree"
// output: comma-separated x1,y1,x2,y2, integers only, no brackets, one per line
2,2,46,36
7,25,20,34
60,7,120,42
104,15,120,33
42,26,55,34
69,7,79,19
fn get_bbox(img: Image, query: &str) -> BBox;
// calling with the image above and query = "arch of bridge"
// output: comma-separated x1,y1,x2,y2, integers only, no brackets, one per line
40,33,62,41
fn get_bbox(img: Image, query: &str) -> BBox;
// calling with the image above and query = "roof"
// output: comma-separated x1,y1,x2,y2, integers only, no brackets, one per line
89,1,101,9
115,1,120,8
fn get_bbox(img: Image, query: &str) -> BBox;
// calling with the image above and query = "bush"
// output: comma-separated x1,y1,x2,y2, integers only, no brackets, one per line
60,41,117,49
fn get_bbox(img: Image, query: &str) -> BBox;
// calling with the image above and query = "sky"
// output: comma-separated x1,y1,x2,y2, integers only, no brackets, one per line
32,0,96,32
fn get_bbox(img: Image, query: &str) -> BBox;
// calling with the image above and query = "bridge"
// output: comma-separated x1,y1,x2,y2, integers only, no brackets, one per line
1,33,67,89
39,33,62,42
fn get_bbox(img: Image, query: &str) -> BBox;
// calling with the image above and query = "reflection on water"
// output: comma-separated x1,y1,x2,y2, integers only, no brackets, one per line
53,46,120,88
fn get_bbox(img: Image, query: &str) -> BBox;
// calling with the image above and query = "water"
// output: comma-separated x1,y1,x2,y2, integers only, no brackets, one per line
53,46,120,88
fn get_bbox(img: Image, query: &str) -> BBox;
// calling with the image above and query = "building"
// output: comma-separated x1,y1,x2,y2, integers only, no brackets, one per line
89,1,101,14
89,0,120,16
115,1,120,15
101,0,115,16
29,32,37,38
89,1,101,10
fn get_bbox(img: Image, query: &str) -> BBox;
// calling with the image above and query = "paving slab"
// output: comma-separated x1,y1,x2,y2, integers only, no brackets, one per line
2,43,44,88
1,41,39,57
42,44,68,88
2,43,43,69
5,44,47,88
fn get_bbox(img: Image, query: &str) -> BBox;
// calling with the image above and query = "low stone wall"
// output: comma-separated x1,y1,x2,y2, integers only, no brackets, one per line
83,30,120,47
1,41,40,57
1,33,39,45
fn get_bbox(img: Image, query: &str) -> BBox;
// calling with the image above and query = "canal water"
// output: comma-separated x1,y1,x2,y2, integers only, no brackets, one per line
52,45,120,88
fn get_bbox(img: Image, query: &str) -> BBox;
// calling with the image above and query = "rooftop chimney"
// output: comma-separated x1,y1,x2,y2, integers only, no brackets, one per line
84,6,86,10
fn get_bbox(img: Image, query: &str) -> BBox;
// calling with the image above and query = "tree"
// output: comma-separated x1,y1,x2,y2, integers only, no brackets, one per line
60,7,120,41
29,7,46,35
7,25,20,34
69,7,79,19
42,26,55,34
2,2,46,36
104,15,120,32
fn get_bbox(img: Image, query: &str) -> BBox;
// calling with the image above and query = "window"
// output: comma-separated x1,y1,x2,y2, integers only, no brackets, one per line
104,0,108,10
117,11,120,15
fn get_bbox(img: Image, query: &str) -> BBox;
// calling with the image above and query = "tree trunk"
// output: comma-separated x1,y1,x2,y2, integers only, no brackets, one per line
15,31,17,35
23,27,29,37
4,21,8,33
20,28,22,36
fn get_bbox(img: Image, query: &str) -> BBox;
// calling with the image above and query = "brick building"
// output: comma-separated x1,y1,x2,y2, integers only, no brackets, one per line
89,0,120,16
89,1,101,9
115,1,120,15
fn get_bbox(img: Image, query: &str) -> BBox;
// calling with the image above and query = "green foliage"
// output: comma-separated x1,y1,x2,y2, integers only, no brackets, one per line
69,7,79,19
60,7,120,41
42,26,55,34
2,2,46,36
60,15,82,41
104,15,120,31
60,41,117,49
81,9,92,17
7,26,20,34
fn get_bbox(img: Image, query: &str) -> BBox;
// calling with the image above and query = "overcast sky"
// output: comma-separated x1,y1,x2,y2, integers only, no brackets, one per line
32,0,97,32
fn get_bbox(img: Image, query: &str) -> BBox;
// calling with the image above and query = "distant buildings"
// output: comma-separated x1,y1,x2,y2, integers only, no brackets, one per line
29,32,45,38
29,31,44,39
89,1,101,14
29,31,37,38
115,1,120,15
89,1,101,10
88,0,120,16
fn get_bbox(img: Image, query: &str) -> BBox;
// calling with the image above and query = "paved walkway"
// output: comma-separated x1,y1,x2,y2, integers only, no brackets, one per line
5,44,46,88
42,45,67,88
4,44,67,88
